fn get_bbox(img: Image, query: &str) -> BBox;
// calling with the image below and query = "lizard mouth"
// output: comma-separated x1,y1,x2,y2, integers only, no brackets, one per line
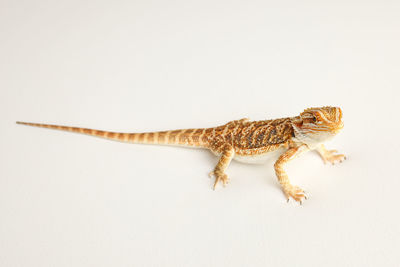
333,122,344,133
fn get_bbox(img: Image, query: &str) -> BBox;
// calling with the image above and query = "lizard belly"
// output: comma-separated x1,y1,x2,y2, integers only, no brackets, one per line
234,147,286,164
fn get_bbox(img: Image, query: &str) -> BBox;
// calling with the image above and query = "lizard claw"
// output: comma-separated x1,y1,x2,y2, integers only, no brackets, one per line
209,171,229,189
322,150,346,165
283,185,307,203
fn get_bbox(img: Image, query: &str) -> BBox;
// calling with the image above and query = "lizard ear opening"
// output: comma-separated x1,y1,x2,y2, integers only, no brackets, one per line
293,119,303,128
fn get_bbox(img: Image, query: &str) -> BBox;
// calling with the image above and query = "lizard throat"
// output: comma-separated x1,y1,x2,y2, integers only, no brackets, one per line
291,121,337,148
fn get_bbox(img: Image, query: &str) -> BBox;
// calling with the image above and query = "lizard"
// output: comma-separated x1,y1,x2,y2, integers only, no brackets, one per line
16,106,346,203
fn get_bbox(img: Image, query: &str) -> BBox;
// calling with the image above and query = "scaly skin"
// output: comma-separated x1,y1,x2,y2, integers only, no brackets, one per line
17,106,345,203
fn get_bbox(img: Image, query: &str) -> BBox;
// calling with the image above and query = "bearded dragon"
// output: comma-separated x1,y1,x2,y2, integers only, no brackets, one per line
17,106,345,203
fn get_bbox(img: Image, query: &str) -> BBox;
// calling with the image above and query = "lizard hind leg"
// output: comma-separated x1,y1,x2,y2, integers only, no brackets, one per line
209,145,235,190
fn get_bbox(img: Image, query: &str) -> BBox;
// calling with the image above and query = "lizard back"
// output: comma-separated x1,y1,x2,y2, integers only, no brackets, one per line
205,118,295,156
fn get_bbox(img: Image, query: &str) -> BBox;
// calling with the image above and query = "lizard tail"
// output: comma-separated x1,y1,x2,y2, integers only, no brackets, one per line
16,121,210,148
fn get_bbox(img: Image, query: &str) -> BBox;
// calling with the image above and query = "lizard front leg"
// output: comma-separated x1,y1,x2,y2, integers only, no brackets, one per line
209,145,235,190
317,144,346,164
274,145,308,203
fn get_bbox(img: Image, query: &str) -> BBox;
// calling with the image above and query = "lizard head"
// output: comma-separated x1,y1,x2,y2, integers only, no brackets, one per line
292,106,344,145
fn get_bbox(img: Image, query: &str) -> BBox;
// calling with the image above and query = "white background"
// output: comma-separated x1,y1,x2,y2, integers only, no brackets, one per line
1,0,400,266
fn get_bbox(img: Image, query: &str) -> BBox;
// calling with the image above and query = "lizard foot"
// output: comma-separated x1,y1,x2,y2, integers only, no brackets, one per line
283,184,307,204
209,171,229,190
322,150,346,165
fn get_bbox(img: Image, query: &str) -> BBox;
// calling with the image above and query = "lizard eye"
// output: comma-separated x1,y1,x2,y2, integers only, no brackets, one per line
312,116,317,122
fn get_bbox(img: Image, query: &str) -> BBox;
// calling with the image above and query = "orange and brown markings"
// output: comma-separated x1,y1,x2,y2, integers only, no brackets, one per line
17,118,295,155
17,106,345,203
205,118,294,156
132,128,210,147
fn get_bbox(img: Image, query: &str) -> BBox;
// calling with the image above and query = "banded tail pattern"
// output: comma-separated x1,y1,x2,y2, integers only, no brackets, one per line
16,122,210,148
